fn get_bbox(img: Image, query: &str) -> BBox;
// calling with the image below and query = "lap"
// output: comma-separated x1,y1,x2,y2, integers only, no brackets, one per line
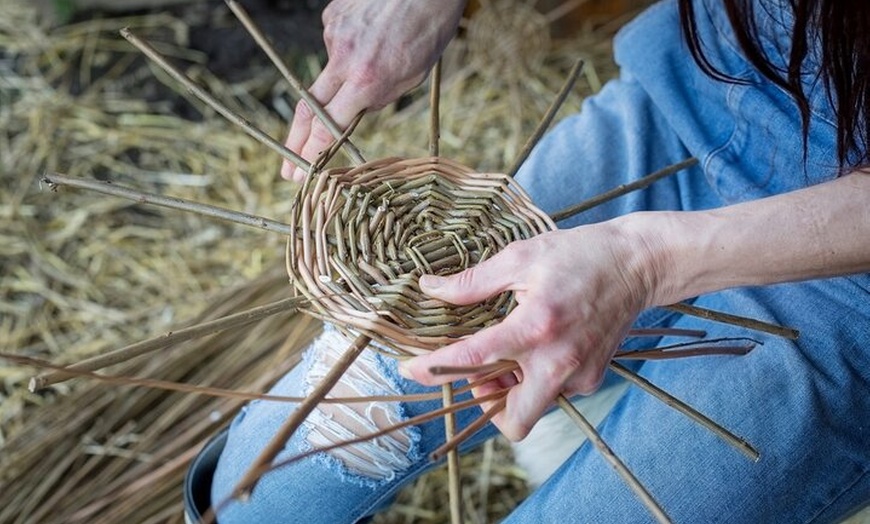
211,72,870,522
509,280,870,523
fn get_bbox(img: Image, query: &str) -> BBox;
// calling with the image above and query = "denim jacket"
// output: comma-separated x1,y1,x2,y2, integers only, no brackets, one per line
614,0,841,204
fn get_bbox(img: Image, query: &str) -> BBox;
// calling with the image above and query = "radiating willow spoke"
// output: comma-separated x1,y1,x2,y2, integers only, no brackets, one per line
507,58,584,178
442,384,463,524
430,397,507,462
549,157,699,221
556,395,672,524
626,327,706,338
430,60,442,158
664,302,800,340
311,111,365,176
429,55,463,524
214,388,511,522
232,334,371,500
427,354,759,463
30,296,309,390
614,343,755,360
609,361,759,461
223,0,366,166
119,28,311,172
8,351,529,407
41,173,296,236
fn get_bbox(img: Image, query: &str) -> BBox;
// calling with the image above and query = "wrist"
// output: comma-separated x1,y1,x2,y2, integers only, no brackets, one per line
611,211,713,308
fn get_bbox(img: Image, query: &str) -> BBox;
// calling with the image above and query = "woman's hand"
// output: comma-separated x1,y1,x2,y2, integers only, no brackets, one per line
283,0,466,181
399,219,666,441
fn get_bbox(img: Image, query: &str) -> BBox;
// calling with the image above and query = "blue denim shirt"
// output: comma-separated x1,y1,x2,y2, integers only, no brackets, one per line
614,0,840,204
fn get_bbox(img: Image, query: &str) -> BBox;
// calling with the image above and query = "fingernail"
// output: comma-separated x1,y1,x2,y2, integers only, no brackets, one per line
419,275,445,290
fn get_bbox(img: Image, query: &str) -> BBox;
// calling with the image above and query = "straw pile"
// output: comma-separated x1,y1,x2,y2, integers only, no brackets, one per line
0,0,630,522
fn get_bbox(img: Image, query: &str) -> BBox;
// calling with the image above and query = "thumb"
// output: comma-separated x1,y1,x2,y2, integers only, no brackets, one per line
419,258,516,305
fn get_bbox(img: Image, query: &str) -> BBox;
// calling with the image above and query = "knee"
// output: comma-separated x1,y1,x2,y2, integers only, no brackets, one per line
302,328,420,482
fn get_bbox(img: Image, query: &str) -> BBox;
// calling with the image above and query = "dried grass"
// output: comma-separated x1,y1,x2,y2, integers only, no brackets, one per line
0,0,628,522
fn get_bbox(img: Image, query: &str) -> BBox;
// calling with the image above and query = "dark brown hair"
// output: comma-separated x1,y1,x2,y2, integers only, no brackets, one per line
678,0,870,167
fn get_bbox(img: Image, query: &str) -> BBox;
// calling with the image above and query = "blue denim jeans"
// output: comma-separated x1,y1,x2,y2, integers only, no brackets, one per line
211,1,870,522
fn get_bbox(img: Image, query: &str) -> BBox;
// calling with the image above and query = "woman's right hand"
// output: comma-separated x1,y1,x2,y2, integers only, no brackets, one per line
283,0,467,181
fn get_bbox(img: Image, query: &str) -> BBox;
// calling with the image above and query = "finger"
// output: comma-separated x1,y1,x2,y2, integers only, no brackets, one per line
419,243,529,305
297,82,368,173
282,68,342,180
495,357,567,441
399,309,531,385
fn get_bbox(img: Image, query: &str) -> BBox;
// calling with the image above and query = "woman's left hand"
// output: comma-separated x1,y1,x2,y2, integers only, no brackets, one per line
399,218,665,441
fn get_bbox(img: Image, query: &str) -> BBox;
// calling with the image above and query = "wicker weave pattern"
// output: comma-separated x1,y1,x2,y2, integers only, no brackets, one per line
287,156,556,355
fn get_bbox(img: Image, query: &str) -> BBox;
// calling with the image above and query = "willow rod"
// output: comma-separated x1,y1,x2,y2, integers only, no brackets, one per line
312,111,365,174
507,58,584,178
430,397,507,462
42,173,295,236
429,55,463,524
549,157,699,222
119,28,311,172
224,0,363,165
609,361,760,461
664,302,800,340
556,395,672,524
224,0,365,167
30,296,307,390
430,59,442,158
214,389,511,524
442,384,463,524
543,154,800,338
231,334,372,499
9,353,528,408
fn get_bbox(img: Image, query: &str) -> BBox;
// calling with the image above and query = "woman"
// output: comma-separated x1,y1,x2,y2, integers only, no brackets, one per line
211,0,870,521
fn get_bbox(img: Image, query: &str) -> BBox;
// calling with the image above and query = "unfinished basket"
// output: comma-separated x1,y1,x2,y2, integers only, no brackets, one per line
286,156,556,355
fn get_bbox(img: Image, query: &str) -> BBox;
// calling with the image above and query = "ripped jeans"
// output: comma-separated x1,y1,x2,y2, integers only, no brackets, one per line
211,5,870,518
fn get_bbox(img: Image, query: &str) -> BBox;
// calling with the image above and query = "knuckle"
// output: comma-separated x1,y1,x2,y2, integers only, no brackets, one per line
453,344,486,369
347,62,381,97
327,37,355,63
573,371,605,395
294,100,315,121
309,119,335,147
454,267,479,290
523,306,562,345
538,356,570,384
500,240,529,263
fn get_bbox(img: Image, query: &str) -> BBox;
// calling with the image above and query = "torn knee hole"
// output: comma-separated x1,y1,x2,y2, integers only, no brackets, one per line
303,329,414,480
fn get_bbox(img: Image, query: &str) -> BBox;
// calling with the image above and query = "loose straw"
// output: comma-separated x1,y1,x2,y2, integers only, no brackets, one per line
30,296,308,390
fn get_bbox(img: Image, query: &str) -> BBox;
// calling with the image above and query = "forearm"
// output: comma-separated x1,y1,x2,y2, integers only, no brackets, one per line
622,171,870,307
